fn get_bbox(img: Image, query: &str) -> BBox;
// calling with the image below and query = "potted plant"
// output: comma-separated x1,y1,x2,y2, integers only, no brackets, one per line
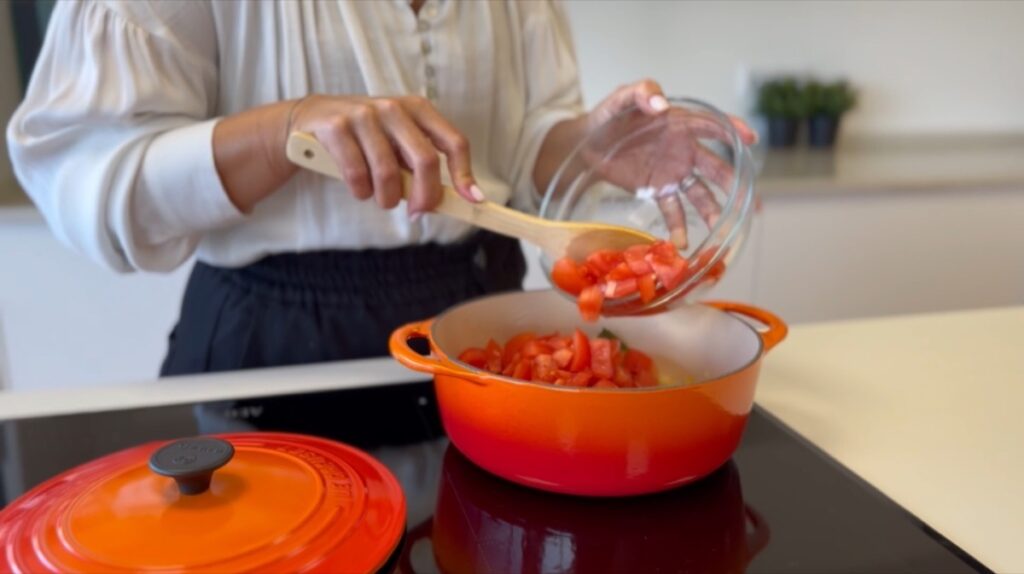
756,78,804,148
804,80,857,148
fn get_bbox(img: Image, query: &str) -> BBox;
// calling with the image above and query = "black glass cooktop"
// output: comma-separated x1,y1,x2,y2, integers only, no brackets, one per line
0,380,989,574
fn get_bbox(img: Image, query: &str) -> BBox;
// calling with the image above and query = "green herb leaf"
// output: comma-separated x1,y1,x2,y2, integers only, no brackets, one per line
598,328,628,351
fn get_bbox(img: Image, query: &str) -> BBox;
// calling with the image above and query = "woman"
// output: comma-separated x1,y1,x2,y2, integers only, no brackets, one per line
8,1,754,387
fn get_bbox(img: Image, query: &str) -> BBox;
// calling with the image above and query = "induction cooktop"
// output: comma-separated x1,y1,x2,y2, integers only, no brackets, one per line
0,380,990,573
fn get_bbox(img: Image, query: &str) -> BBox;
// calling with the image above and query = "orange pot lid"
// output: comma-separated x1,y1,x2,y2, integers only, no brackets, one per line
0,433,405,573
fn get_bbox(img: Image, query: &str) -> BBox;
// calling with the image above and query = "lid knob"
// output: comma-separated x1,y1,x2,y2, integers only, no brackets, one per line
148,437,234,495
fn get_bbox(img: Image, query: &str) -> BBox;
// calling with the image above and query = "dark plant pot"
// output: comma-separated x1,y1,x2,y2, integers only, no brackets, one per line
766,117,799,148
808,114,841,148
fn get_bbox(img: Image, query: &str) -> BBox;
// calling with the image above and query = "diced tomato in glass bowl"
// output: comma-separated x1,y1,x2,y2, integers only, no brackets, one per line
550,240,726,322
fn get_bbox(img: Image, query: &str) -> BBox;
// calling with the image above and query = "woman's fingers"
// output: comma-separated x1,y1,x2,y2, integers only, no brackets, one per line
685,179,721,229
656,190,689,250
378,101,443,215
695,143,735,193
403,96,483,203
351,106,404,210
728,115,758,145
315,119,373,201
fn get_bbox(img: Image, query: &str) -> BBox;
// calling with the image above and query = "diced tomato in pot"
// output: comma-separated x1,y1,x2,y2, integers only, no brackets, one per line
590,338,615,379
553,348,573,369
485,339,503,373
503,333,536,365
570,329,590,372
458,348,487,369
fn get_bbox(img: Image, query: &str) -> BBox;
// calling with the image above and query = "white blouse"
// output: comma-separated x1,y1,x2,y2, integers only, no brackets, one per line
7,0,584,272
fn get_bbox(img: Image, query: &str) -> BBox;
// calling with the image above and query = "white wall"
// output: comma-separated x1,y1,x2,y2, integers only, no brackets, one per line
565,1,1024,137
0,209,190,391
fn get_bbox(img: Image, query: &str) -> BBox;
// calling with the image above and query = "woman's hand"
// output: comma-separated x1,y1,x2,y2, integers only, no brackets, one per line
536,80,757,249
213,95,482,217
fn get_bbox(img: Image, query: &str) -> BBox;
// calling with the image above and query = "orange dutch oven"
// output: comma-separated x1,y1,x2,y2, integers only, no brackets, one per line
390,290,787,497
0,433,406,573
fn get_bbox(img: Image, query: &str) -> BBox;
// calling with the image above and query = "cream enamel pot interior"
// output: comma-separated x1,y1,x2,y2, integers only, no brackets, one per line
390,290,786,496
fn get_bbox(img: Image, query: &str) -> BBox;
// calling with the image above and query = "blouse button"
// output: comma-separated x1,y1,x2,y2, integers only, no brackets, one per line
424,65,436,79
426,85,438,100
417,19,428,32
421,38,432,55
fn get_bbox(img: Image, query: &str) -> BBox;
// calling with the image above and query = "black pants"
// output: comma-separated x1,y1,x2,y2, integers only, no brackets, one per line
160,231,526,438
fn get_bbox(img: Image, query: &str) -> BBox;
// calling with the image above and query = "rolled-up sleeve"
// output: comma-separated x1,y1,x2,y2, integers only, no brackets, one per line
6,0,243,272
508,0,585,212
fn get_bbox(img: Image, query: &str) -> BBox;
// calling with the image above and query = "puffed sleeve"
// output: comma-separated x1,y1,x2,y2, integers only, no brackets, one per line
508,0,585,212
6,1,243,272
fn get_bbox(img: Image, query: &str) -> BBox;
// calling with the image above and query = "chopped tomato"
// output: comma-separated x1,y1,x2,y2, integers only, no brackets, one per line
552,240,706,322
634,370,658,388
613,365,634,387
503,332,535,364
512,359,532,381
578,285,604,322
551,259,592,295
570,329,590,372
604,277,638,299
585,250,624,275
590,338,615,379
594,379,618,389
638,273,657,304
623,349,654,373
651,257,688,291
547,337,571,350
458,348,487,369
570,370,595,387
460,329,662,390
606,262,635,281
485,339,503,373
522,340,554,358
649,240,679,262
533,354,557,382
623,245,653,275
553,348,574,369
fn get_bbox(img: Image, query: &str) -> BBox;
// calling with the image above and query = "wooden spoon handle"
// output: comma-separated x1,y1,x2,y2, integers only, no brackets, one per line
285,132,555,245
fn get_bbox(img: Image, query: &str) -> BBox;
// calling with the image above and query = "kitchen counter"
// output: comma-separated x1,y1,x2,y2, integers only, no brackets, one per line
0,306,1020,571
759,133,1024,196
756,306,1024,574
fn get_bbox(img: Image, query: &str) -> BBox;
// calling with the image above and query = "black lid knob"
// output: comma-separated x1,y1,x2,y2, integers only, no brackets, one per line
149,437,234,495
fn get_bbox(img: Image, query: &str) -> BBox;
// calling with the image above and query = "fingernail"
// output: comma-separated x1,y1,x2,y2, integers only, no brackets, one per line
649,95,670,112
410,211,422,222
751,131,760,145
470,184,485,202
670,228,688,249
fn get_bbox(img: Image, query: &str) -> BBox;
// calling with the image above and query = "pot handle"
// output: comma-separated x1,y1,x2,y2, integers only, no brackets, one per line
389,320,470,379
704,301,788,352
743,505,772,564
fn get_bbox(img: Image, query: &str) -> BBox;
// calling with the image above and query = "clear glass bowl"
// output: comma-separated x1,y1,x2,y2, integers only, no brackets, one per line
538,97,757,316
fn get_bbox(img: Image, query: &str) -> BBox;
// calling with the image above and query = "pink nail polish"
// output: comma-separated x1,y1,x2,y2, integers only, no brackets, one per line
470,185,485,202
649,95,670,112
410,212,422,222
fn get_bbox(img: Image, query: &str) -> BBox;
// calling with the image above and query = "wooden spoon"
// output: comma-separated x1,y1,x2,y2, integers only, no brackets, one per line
286,132,655,261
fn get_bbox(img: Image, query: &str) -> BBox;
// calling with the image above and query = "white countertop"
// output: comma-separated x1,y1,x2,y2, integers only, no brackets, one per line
1,306,1021,571
755,305,1024,574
